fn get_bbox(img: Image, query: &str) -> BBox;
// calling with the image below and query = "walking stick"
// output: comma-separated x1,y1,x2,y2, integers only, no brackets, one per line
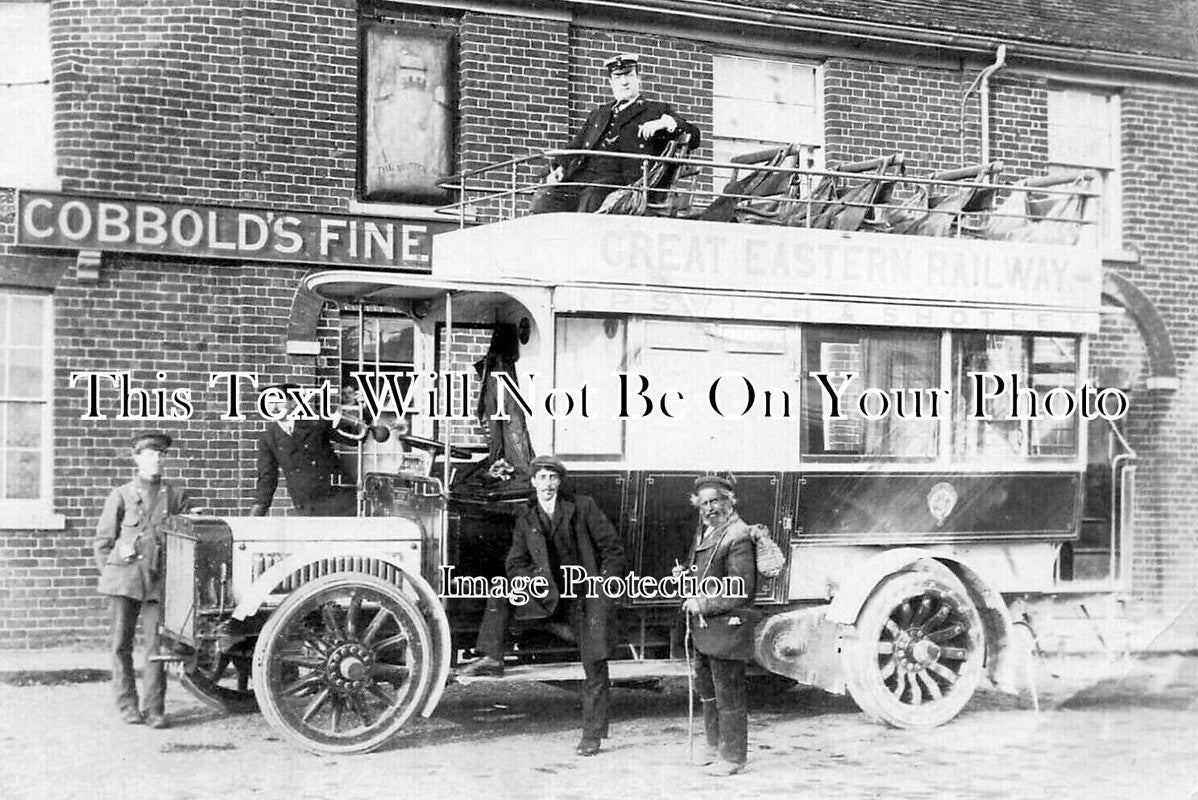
685,611,693,766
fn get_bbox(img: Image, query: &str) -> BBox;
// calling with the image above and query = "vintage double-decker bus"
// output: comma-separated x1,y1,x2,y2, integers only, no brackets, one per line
160,146,1131,753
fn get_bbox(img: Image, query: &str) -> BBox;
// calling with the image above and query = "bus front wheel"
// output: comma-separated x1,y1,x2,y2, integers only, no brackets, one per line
251,573,434,754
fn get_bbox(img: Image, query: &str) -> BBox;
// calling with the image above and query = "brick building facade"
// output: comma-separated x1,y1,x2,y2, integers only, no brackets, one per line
0,0,1195,648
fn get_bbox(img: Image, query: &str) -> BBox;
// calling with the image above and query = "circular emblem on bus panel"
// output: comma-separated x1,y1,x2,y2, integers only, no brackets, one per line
927,482,958,527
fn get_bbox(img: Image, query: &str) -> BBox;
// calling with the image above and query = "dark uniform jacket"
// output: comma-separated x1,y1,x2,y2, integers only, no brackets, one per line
254,420,353,512
556,97,701,184
94,477,193,600
506,494,625,662
688,513,758,662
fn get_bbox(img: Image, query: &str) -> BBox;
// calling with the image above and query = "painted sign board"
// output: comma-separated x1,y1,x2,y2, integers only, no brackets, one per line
434,214,1104,314
14,191,455,271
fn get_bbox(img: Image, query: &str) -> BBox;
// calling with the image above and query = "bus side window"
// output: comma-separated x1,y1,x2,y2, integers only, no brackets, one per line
801,327,939,460
951,333,1079,462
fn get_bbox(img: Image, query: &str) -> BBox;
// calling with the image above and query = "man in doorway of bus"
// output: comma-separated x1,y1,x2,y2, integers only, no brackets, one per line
250,382,360,517
529,53,700,214
682,475,758,776
94,432,195,728
457,454,625,757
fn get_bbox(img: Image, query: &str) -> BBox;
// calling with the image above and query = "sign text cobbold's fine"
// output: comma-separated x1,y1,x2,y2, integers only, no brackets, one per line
15,191,451,270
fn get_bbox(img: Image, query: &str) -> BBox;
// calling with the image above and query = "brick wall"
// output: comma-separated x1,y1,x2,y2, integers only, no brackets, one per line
2,3,1195,647
0,251,313,647
51,0,359,209
459,11,569,210
1113,86,1198,619
825,61,1046,181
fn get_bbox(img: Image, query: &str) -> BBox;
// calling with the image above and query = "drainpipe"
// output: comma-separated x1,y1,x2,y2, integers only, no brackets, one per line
959,44,1007,164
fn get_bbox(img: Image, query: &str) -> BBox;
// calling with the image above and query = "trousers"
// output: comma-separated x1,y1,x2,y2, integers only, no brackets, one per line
693,650,747,766
529,174,625,214
474,595,610,741
109,595,165,715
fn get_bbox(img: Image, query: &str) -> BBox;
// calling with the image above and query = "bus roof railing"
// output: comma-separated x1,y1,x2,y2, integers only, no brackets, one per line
436,146,1099,245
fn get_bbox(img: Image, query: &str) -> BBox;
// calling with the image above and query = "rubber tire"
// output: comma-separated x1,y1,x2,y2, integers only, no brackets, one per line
842,565,984,728
180,648,257,715
252,573,434,754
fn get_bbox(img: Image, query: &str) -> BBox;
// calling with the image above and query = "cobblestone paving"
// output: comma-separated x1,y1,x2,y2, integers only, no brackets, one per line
1,654,1195,800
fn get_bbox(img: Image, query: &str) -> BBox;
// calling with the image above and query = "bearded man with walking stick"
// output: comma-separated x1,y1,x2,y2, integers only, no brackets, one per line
682,475,758,776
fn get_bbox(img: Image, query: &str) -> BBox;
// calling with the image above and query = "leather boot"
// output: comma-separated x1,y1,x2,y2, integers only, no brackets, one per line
717,708,748,769
457,655,504,677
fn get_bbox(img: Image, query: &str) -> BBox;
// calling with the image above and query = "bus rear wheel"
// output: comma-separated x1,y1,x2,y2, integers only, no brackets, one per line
843,567,984,728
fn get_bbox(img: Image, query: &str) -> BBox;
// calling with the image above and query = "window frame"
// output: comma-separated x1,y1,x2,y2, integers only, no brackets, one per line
797,325,1086,468
338,308,419,400
0,2,58,190
800,325,943,463
711,52,825,169
0,289,60,529
1046,85,1122,254
950,331,1084,465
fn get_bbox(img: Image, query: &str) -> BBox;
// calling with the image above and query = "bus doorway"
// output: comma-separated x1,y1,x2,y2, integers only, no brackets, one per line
1061,412,1135,583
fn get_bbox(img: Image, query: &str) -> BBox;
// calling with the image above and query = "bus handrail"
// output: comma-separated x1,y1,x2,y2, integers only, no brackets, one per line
436,146,1100,242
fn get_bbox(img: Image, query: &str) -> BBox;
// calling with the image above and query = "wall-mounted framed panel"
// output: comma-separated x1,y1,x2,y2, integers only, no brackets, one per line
360,23,456,203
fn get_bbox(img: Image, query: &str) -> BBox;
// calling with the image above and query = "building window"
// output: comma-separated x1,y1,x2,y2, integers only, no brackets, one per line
952,333,1080,462
712,54,823,167
0,2,56,189
801,327,940,459
359,23,456,203
1047,87,1121,252
339,312,416,396
0,291,52,516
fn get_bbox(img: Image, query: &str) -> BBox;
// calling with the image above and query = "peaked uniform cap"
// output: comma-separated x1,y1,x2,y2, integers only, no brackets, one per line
132,432,173,453
603,53,640,74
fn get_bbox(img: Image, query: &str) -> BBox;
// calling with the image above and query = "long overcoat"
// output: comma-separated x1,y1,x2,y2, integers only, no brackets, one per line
94,478,193,600
254,420,353,511
688,512,758,662
556,97,701,184
505,494,625,663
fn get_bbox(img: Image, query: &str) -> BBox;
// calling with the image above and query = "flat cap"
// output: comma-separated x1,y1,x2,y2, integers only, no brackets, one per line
693,474,734,493
132,432,173,453
529,454,567,477
603,53,640,75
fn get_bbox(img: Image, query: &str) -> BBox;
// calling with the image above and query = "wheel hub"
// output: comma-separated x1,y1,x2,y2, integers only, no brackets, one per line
894,630,941,671
910,639,941,666
324,643,376,692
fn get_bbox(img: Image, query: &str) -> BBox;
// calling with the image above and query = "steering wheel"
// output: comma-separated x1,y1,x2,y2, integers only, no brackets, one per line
398,434,476,461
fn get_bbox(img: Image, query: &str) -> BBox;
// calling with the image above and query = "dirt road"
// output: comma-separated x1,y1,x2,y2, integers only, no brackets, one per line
2,655,1196,800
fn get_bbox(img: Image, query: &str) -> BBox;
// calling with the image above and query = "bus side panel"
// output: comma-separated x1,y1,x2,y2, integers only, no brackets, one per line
796,472,1081,544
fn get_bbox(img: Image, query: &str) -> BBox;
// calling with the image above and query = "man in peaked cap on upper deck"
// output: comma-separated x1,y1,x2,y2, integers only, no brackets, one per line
94,432,195,729
530,53,701,214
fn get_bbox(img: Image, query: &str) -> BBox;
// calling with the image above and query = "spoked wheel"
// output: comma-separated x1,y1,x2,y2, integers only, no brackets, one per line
252,574,434,754
843,567,984,728
180,638,257,714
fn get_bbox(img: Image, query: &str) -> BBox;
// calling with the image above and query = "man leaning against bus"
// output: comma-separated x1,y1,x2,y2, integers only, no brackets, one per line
457,454,625,757
682,475,757,776
250,382,358,517
94,432,194,728
530,53,700,214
